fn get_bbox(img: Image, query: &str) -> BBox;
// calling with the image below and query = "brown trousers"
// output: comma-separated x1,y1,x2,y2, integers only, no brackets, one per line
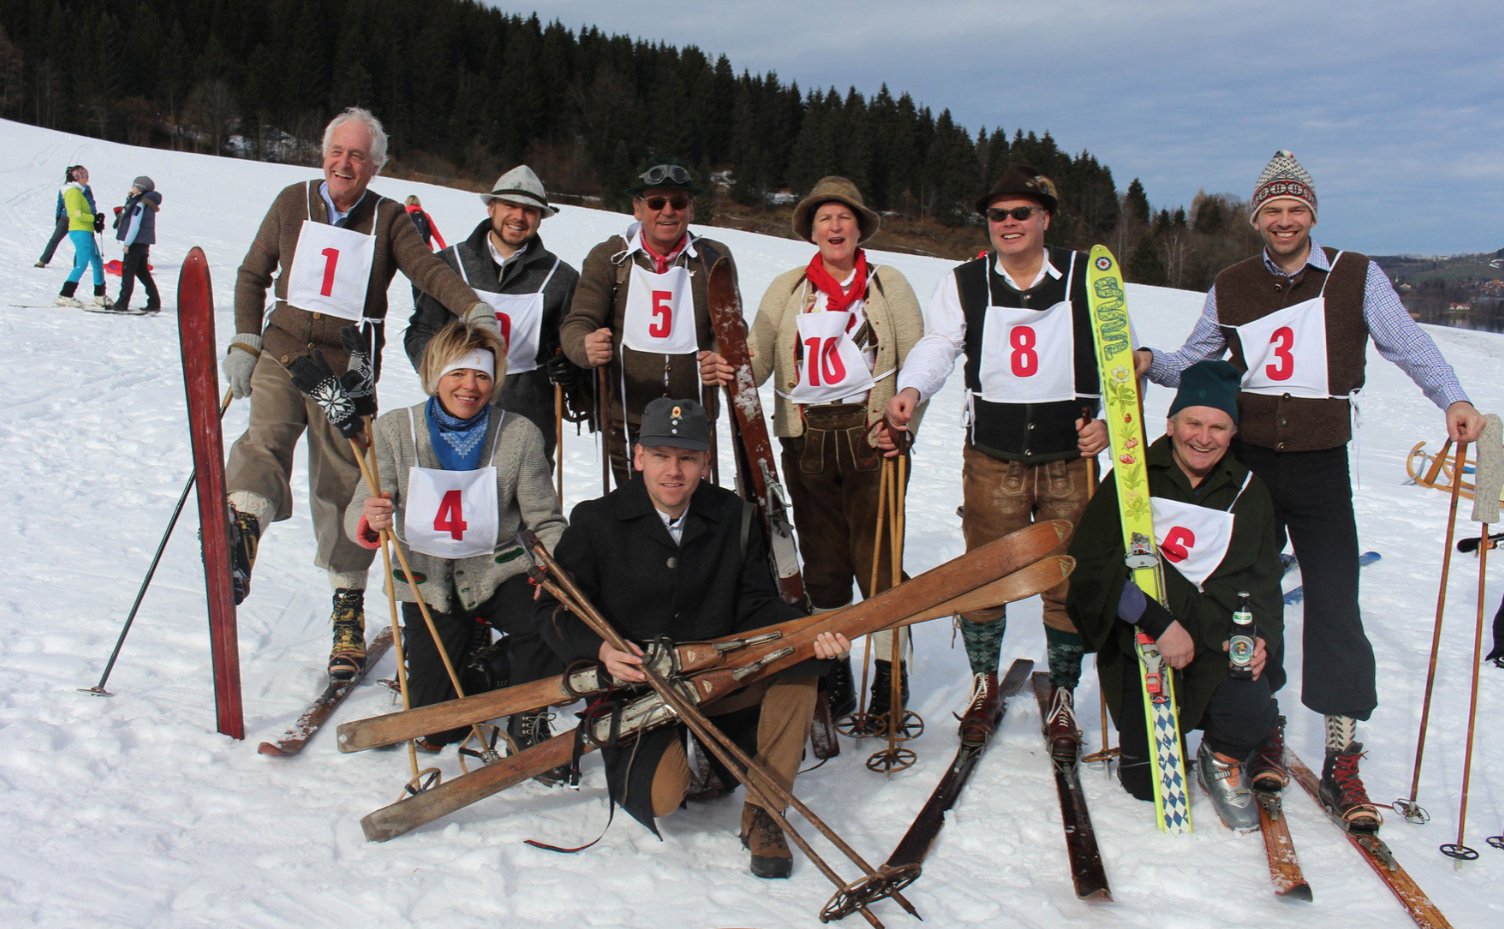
959,447,1090,632
225,353,377,576
649,676,819,817
780,405,907,610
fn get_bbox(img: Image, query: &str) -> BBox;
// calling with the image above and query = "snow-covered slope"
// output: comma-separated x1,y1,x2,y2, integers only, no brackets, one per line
1,119,1499,929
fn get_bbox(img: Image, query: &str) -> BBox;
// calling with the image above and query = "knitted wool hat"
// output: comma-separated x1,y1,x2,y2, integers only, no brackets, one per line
975,164,1059,215
1168,360,1240,424
482,165,558,217
1250,150,1316,222
792,176,881,244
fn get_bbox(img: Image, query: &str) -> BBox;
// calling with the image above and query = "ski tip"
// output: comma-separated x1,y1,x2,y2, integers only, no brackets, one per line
257,741,292,756
1079,888,1113,903
1278,882,1313,902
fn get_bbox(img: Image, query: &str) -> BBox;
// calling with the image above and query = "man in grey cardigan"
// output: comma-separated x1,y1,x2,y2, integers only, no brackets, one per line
405,165,583,464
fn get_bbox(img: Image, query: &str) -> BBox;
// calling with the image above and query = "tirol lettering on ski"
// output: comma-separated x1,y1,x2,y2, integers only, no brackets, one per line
1085,245,1191,834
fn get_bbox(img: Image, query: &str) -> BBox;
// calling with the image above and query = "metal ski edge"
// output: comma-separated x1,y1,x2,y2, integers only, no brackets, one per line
258,627,395,756
1031,671,1112,902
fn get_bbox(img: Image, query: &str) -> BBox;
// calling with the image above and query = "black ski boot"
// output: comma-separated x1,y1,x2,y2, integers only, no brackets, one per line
1250,715,1289,792
1320,742,1382,834
328,588,366,682
508,710,569,785
228,508,260,605
853,659,908,737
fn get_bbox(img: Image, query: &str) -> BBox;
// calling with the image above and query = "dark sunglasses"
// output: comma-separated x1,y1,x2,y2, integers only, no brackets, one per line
987,206,1043,222
639,164,691,186
639,195,691,211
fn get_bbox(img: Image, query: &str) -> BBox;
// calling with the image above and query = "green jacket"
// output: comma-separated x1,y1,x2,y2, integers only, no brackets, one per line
1067,435,1285,730
63,184,94,232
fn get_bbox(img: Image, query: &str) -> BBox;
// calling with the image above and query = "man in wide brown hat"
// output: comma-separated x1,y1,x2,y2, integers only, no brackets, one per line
701,175,927,727
883,165,1108,759
560,157,736,487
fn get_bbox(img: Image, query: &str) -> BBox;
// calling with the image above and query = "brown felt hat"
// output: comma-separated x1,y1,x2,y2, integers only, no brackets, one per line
792,176,881,244
975,164,1059,215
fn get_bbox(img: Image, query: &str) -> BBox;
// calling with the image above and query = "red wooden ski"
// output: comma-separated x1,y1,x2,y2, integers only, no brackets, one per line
177,247,244,739
705,258,805,605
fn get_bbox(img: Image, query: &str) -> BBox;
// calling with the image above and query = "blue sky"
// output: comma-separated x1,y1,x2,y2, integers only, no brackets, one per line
515,1,1503,257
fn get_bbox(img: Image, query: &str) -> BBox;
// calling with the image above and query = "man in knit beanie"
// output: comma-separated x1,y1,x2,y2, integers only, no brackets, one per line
1132,149,1485,836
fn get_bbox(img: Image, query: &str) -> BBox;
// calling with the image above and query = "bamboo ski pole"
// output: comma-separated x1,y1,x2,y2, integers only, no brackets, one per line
554,382,564,502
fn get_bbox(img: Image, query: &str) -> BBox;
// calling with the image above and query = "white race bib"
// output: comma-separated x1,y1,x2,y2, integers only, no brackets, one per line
1151,475,1250,589
787,309,876,405
621,263,697,355
403,464,500,558
977,299,1076,403
1234,295,1332,398
285,219,376,321
459,257,559,375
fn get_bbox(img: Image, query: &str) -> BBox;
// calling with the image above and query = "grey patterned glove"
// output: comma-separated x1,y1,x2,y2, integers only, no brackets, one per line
463,301,502,340
223,333,262,399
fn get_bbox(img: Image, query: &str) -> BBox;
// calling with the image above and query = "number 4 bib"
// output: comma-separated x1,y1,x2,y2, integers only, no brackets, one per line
400,409,501,558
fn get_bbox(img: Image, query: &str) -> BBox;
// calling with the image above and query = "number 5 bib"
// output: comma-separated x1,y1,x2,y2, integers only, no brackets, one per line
285,185,378,321
1234,251,1347,399
400,409,500,558
621,264,698,355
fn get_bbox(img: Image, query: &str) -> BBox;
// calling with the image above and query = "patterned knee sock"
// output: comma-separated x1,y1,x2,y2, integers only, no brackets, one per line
1324,715,1357,753
959,615,1007,675
1045,626,1085,690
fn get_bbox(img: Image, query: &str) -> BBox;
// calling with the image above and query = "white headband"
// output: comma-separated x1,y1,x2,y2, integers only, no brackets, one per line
437,349,495,384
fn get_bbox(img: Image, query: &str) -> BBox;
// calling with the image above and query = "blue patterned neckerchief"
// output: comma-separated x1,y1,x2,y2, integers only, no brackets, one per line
426,396,490,471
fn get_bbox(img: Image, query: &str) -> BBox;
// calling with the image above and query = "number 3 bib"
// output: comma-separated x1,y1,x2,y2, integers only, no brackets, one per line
284,183,377,321
1234,252,1347,399
400,409,500,558
621,264,697,355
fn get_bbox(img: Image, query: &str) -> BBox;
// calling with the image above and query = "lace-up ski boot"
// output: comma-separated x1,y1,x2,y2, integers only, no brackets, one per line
228,508,260,605
508,710,569,785
741,804,792,878
1197,740,1258,831
328,588,366,682
958,671,1000,747
853,659,909,736
1044,685,1082,765
1320,742,1382,834
1249,715,1289,793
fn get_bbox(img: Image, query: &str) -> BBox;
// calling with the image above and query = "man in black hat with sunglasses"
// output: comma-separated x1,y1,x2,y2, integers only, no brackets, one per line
561,158,736,487
882,165,1108,762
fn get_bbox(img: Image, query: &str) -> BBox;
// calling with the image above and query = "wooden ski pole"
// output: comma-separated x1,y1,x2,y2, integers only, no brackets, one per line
596,366,612,494
554,382,564,503
1394,440,1469,823
838,454,890,739
1441,413,1503,862
1077,456,1119,769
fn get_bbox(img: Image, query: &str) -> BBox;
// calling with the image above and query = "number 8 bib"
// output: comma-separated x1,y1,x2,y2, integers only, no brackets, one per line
977,299,1076,403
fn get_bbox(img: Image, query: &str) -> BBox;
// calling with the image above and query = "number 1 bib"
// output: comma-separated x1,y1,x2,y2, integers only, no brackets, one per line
1234,252,1347,399
284,184,377,321
400,409,500,558
621,263,697,355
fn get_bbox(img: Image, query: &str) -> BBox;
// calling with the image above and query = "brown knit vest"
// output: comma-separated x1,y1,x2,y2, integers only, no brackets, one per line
1216,246,1370,451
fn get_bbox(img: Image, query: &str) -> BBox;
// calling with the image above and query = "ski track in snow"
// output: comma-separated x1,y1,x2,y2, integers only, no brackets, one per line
0,119,1500,928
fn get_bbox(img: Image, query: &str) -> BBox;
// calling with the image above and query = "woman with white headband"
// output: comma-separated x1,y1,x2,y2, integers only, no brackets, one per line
345,318,568,767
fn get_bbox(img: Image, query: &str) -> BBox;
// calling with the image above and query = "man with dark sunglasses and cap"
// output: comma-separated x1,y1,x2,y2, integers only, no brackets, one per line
1132,150,1486,835
405,165,582,464
882,165,1108,762
538,398,850,878
560,158,737,487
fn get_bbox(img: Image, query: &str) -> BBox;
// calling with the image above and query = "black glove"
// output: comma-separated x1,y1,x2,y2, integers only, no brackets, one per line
545,352,582,390
288,350,363,439
339,325,378,421
93,212,105,233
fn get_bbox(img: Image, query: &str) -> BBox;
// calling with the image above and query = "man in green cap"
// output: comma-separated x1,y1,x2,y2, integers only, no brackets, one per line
561,158,737,487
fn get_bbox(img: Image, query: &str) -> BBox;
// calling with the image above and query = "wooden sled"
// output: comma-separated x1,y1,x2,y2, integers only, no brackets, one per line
1406,439,1504,504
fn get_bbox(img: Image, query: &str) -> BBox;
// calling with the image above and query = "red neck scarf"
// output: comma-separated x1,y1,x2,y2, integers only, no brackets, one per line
805,249,868,314
640,234,689,273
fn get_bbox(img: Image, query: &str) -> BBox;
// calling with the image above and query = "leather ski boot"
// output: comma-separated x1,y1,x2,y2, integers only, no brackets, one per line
1043,685,1082,766
741,804,792,879
1249,715,1289,792
853,659,908,737
958,671,1000,747
508,710,569,786
328,588,366,682
228,508,260,605
1320,742,1382,834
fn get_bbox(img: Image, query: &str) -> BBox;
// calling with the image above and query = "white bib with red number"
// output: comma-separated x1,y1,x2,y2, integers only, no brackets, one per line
1150,472,1251,589
400,409,500,558
621,263,697,355
284,185,378,321
786,309,876,405
977,299,1076,403
1234,252,1347,399
459,256,558,375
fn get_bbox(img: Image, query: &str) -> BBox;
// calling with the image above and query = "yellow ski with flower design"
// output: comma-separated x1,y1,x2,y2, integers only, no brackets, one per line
1085,245,1192,834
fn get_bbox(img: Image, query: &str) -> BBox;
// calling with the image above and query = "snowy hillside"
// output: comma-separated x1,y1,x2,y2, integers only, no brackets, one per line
0,119,1500,929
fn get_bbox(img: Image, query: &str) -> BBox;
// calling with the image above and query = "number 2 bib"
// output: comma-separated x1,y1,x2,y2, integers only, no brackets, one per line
400,409,501,558
284,183,377,321
1234,252,1347,399
786,309,876,405
1150,471,1251,589
621,263,697,355
459,256,559,375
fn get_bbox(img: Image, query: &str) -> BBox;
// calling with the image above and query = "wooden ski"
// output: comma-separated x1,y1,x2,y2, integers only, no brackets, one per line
259,627,395,755
1033,672,1111,901
1254,788,1312,900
